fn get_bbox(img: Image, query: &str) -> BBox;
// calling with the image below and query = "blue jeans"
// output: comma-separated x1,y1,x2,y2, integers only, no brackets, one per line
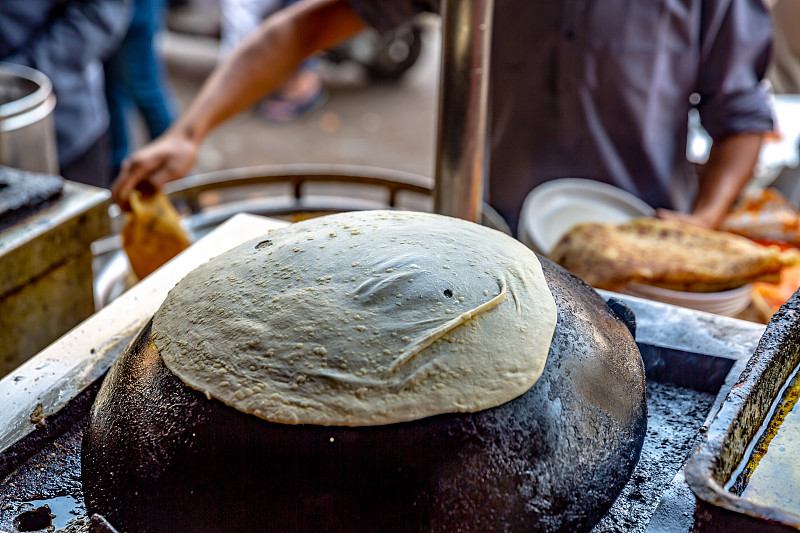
104,0,177,175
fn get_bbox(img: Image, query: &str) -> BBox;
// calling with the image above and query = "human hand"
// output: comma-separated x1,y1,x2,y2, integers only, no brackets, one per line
654,208,717,230
111,131,199,210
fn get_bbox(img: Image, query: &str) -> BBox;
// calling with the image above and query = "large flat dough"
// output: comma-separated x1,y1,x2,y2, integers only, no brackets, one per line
152,211,557,426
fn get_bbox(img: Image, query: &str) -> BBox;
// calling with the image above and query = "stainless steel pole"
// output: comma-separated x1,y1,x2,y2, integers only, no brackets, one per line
433,0,493,222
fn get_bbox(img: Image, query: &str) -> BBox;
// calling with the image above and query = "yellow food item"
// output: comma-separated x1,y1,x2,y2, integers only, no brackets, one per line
152,210,557,426
122,190,192,280
549,217,799,292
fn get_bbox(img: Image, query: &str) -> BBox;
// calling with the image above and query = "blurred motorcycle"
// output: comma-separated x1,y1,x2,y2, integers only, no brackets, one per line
322,22,423,82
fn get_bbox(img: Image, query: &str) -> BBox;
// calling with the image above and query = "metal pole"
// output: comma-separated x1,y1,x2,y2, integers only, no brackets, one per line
433,0,493,222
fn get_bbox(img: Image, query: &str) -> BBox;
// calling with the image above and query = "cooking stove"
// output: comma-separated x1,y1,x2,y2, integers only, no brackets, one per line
0,167,109,377
0,213,786,532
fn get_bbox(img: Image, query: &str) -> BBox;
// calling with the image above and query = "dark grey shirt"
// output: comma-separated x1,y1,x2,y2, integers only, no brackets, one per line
349,0,774,231
0,0,132,167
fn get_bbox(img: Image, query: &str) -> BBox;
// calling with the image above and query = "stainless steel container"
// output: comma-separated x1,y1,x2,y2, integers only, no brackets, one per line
0,62,58,174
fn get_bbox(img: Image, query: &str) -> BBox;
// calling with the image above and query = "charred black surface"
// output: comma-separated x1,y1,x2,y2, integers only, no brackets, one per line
0,381,99,482
14,505,52,531
596,381,716,532
82,257,647,533
0,418,86,532
0,166,63,232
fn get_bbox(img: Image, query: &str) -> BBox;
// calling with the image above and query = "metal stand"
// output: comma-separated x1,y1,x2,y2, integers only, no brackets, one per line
433,0,493,222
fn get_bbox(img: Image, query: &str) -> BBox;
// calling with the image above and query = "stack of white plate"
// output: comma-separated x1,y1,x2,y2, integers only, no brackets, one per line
518,178,753,317
622,283,753,317
518,178,655,255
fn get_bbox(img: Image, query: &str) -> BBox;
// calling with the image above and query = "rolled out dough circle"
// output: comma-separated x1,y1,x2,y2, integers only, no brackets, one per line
152,210,557,426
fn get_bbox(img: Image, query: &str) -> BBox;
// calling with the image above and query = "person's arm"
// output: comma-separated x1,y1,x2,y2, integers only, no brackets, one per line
658,132,764,229
658,0,773,230
691,132,764,228
112,0,366,209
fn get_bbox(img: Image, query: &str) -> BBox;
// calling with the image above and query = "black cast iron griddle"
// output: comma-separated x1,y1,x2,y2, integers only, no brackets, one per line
79,251,647,533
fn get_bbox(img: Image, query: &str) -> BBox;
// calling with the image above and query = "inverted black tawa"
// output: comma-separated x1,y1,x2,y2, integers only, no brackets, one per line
82,257,647,533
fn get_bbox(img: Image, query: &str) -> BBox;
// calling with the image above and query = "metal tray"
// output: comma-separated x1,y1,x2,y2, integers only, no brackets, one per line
0,214,769,532
686,292,800,532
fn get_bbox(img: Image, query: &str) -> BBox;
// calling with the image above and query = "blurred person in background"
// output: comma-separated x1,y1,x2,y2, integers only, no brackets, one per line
220,0,326,122
112,0,773,234
0,0,132,187
104,0,179,177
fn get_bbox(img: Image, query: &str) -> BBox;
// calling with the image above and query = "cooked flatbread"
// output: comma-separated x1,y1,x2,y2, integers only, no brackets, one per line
152,210,557,426
549,217,799,292
122,190,192,280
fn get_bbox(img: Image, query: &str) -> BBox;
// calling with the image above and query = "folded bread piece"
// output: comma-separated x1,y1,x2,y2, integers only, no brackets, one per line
122,190,192,280
549,217,799,292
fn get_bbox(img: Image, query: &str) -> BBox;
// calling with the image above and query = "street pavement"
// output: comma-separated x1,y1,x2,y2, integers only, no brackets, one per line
158,15,441,181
